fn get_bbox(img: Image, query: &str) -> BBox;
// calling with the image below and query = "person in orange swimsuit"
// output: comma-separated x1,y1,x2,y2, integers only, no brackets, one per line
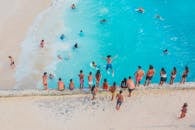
78,70,84,89
109,82,117,101
144,65,155,86
102,78,109,91
58,78,65,91
42,72,48,90
116,90,124,110
8,56,15,69
134,66,145,86
179,103,188,119
69,79,74,90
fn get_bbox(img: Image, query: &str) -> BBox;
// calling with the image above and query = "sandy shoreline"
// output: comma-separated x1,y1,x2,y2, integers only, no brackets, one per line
0,88,195,130
0,0,51,89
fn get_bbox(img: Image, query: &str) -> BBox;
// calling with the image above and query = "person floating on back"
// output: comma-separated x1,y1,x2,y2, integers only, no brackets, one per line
116,90,124,111
144,65,155,86
180,66,189,84
42,72,48,90
179,103,188,119
58,78,65,91
8,56,15,69
134,66,145,86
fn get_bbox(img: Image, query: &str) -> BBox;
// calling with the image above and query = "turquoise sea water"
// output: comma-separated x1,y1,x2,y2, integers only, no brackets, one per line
48,0,195,88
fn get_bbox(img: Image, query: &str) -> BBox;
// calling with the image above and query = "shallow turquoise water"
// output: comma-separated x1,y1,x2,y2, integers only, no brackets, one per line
48,0,195,88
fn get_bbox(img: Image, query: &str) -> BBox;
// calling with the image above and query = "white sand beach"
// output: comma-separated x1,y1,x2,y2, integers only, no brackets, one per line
0,0,50,89
0,88,195,130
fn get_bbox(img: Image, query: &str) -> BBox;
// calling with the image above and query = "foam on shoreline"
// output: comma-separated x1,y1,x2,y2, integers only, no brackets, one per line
1,82,195,98
15,0,79,89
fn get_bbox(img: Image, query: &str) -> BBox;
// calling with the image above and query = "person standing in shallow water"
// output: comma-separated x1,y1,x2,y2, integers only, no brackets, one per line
91,85,98,100
78,70,84,89
88,72,93,89
144,65,155,86
69,79,74,90
102,78,109,91
134,66,145,86
95,70,101,87
42,72,48,90
58,78,65,91
170,67,177,85
180,66,189,84
159,68,167,86
127,76,135,97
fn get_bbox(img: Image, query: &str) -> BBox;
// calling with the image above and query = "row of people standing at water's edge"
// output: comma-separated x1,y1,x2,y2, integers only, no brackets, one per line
119,65,189,88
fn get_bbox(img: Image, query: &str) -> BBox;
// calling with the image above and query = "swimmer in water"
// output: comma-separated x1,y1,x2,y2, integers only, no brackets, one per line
73,43,78,49
155,14,164,21
49,73,54,79
100,19,107,24
136,7,144,13
79,30,84,36
104,55,117,76
91,61,100,70
163,49,168,54
60,34,65,40
71,4,76,9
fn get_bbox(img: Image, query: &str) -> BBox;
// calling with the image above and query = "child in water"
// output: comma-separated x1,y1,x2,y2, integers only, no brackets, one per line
179,103,188,119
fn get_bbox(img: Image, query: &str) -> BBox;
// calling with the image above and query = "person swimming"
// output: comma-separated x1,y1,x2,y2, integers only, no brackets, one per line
73,43,78,49
91,61,100,70
71,4,76,9
60,34,65,40
49,73,54,79
136,7,145,13
100,19,107,24
79,30,84,36
155,14,164,21
163,49,168,54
